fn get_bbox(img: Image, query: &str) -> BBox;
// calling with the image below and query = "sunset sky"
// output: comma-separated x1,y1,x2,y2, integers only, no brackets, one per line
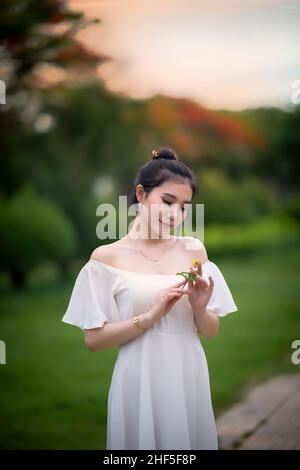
70,0,300,110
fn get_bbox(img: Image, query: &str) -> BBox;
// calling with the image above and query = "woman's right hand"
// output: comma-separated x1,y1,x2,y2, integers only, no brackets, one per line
148,279,192,323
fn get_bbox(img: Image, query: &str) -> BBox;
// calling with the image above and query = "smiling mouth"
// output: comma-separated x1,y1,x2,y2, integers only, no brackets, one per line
159,218,174,228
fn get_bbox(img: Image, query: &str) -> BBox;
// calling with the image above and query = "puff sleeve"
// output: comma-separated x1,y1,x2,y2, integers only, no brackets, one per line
204,260,238,317
61,260,122,330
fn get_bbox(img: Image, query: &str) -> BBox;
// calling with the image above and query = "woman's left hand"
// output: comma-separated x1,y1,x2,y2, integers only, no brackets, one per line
187,263,214,313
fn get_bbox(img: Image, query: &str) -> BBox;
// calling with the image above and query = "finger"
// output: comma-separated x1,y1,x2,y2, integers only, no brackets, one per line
208,276,214,292
171,280,188,292
188,267,195,288
166,292,181,303
193,274,202,287
195,274,201,287
172,279,188,288
171,287,193,294
171,283,192,292
169,291,182,298
197,262,203,277
165,290,183,301
195,274,209,288
179,279,188,289
168,290,191,300
170,290,191,301
167,292,183,306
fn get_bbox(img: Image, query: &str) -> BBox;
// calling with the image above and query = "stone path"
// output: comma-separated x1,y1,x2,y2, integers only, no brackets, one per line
216,374,300,450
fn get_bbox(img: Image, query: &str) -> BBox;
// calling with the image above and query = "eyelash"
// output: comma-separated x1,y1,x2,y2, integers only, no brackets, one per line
162,199,186,212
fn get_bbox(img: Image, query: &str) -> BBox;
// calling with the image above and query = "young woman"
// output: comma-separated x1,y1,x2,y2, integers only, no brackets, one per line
62,147,238,450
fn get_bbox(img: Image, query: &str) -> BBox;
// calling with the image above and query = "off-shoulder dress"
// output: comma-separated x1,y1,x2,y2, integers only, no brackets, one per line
62,257,238,450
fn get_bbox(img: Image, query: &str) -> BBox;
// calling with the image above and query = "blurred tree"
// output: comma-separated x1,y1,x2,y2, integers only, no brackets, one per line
1,0,297,275
26,82,148,256
197,168,280,224
0,0,110,197
238,106,300,198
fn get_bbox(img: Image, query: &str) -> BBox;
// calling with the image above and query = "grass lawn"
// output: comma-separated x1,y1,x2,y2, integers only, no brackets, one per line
0,244,299,449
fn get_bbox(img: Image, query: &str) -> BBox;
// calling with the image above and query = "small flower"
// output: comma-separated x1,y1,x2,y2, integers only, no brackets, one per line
191,258,201,268
176,259,202,284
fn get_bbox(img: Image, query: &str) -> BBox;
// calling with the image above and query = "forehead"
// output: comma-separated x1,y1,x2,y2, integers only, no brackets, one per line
153,179,193,200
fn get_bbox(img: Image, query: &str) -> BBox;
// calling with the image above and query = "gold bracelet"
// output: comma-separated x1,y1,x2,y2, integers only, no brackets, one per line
132,314,147,332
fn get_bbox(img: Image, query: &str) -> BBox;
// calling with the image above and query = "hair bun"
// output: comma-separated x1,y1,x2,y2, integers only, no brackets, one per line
151,147,178,161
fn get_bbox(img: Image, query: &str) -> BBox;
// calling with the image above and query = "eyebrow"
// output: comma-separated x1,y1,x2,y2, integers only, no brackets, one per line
162,192,192,204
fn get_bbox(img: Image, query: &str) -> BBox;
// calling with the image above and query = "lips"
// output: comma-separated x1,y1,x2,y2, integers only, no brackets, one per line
159,218,174,228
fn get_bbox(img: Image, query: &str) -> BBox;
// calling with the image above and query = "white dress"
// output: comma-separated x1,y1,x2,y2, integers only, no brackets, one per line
62,258,238,450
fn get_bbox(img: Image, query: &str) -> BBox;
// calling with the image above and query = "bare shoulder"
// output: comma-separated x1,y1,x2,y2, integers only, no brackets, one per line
178,236,208,264
90,241,120,264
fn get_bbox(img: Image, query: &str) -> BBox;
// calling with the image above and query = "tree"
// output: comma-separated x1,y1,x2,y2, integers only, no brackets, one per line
0,0,110,197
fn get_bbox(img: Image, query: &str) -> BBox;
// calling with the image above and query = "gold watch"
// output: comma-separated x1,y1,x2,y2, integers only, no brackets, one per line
132,314,146,332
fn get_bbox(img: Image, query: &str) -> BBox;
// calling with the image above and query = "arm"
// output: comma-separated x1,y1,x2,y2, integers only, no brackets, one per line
86,248,157,352
193,307,219,339
84,310,155,352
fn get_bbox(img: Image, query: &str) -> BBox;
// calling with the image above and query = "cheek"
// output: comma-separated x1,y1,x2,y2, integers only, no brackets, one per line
158,203,173,222
166,205,186,224
144,200,162,221
150,200,165,216
174,211,185,225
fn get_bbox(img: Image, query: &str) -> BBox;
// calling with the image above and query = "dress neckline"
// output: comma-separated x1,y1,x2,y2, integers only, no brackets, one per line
88,257,209,277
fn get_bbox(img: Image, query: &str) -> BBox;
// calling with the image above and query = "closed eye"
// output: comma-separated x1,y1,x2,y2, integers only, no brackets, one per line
162,199,186,212
162,199,172,206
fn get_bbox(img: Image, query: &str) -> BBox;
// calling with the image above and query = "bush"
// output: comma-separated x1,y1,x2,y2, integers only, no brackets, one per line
196,169,279,224
184,214,300,257
0,185,78,286
206,214,300,257
285,191,300,223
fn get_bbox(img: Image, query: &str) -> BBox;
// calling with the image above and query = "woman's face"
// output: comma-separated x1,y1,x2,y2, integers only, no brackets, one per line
137,179,193,238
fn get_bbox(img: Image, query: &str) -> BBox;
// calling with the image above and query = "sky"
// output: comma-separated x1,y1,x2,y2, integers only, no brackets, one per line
69,0,300,110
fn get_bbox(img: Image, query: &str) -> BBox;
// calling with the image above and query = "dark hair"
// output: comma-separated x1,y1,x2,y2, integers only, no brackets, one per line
129,147,197,205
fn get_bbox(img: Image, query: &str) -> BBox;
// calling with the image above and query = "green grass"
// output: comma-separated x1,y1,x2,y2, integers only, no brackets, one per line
0,244,300,449
202,243,300,414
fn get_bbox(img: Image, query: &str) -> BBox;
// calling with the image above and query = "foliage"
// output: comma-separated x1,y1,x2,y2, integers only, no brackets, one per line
0,184,78,287
197,169,279,224
204,214,300,257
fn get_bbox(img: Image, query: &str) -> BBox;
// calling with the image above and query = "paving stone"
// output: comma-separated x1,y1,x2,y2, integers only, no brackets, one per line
240,387,300,449
216,374,300,450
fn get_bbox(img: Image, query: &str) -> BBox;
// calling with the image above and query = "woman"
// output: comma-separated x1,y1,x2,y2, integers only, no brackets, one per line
62,147,238,450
